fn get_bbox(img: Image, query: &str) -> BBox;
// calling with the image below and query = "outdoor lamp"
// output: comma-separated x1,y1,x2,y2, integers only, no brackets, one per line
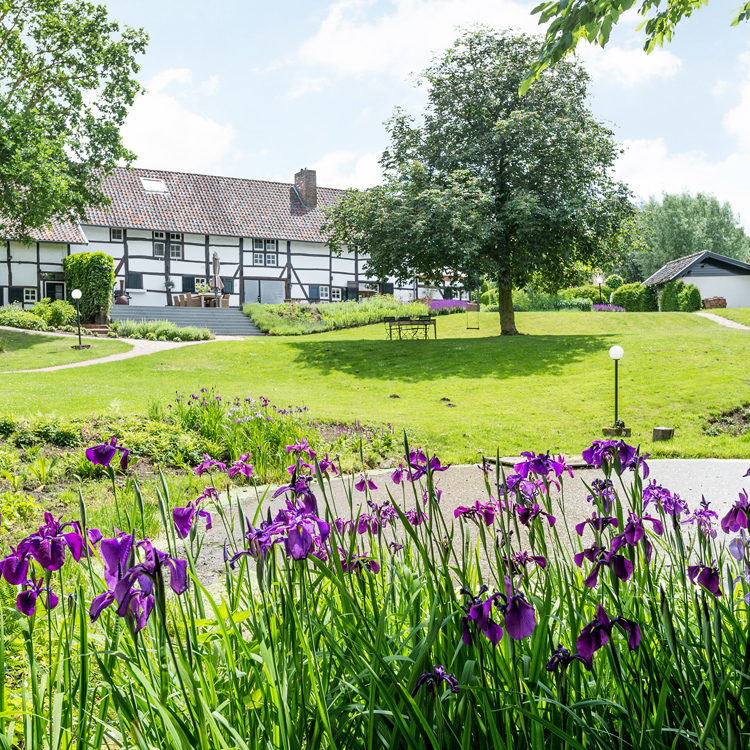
609,345,624,426
70,288,86,350
592,274,605,304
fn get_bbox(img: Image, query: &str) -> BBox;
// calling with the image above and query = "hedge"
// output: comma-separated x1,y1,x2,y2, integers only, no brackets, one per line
560,285,615,304
611,283,658,312
62,252,115,322
678,283,702,312
605,275,624,290
0,306,50,331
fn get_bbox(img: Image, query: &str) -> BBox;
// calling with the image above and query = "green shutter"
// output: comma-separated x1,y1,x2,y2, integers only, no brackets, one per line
382,282,394,295
309,285,319,299
221,277,234,294
8,287,23,304
182,276,195,293
127,273,143,290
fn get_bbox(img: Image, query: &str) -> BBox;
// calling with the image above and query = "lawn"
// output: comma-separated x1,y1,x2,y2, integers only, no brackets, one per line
705,307,750,326
0,311,748,460
0,329,132,371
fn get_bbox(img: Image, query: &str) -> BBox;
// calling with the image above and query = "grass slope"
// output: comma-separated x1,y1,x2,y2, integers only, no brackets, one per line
0,329,132,372
705,307,750,327
0,312,747,460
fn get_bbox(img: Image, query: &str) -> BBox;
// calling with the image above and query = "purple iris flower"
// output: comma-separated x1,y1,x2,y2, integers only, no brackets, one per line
582,440,649,478
17,573,59,617
515,503,556,528
389,541,405,553
354,474,378,492
729,530,750,561
338,548,380,574
455,500,497,526
642,480,687,516
318,453,338,475
356,513,380,535
230,518,283,562
576,605,641,664
86,437,130,471
273,504,331,561
24,513,85,571
334,518,355,536
411,665,459,696
422,484,442,505
428,455,451,473
286,439,316,459
683,497,718,539
367,499,397,526
687,562,722,597
721,490,750,534
405,509,426,526
576,513,618,537
228,454,253,480
545,644,591,672
172,499,212,540
1,543,31,585
504,551,547,574
586,478,616,512
574,544,633,588
391,463,407,484
273,474,318,514
507,473,549,499
514,451,573,480
194,454,226,476
460,584,536,646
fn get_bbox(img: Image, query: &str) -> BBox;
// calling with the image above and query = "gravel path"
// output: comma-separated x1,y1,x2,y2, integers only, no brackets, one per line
0,326,245,373
695,312,750,330
189,458,750,593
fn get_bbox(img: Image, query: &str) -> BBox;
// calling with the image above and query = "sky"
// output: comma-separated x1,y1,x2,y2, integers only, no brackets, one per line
104,0,750,228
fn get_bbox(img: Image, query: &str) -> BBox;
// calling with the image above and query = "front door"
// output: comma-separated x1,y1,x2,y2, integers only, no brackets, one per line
260,279,285,304
44,281,66,301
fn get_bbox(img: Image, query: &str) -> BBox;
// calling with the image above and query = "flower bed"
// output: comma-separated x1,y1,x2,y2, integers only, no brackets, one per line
428,299,468,314
592,304,626,312
1,436,748,748
110,319,212,341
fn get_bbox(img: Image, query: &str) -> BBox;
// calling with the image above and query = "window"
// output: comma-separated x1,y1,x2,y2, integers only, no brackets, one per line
254,239,263,250
110,228,124,242
141,178,168,193
153,231,165,240
253,253,264,265
320,286,329,299
24,288,37,303
265,239,276,251
195,277,207,287
331,287,342,301
265,253,276,266
169,243,182,260
154,242,165,258
127,273,143,289
169,233,182,242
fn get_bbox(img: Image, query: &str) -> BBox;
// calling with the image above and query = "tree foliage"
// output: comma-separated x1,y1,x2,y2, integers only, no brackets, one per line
523,0,750,93
630,192,750,281
0,0,148,242
323,28,633,335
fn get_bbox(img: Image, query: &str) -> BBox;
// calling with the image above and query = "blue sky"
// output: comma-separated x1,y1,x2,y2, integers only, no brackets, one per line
106,0,750,228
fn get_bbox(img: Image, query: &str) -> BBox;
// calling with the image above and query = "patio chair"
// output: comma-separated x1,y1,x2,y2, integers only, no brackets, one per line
174,294,184,306
220,294,230,308
186,293,201,308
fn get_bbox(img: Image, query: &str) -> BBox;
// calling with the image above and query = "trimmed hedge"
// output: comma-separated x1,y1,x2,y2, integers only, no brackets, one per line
660,279,702,312
611,283,658,312
560,285,615,304
62,252,115,322
605,275,624,290
678,284,702,312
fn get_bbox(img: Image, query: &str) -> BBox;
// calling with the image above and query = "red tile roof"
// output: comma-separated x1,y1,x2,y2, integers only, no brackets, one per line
14,220,86,244
82,167,345,242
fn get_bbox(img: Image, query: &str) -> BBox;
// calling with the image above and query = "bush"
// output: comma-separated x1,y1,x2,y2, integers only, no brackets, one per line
512,290,591,312
0,305,50,331
660,280,684,312
560,285,614,305
678,283,702,312
28,298,77,327
605,274,624,290
113,319,212,341
611,282,657,312
429,300,468,314
62,252,115,322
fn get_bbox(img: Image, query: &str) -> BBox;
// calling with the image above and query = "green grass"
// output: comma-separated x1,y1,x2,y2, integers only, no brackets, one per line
0,329,132,371
0,311,748,459
705,307,750,326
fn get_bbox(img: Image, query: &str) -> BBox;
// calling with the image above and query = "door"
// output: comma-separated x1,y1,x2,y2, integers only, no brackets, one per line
44,282,66,301
260,280,285,304
243,279,260,303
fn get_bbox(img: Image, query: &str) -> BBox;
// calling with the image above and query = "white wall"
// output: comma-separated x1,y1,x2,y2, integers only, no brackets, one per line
689,276,750,308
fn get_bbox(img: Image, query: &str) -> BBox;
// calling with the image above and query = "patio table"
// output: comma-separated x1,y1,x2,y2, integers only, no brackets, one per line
385,317,436,340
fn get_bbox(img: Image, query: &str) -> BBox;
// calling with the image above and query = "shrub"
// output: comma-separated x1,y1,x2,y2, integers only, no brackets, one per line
660,280,684,312
611,282,657,312
605,274,624,289
113,319,212,341
566,297,592,311
678,283,702,312
62,251,115,322
0,305,50,331
429,299,468,314
28,298,77,327
560,285,614,304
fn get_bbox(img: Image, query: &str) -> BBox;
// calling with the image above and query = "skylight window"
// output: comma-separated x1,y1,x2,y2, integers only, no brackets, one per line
140,177,168,193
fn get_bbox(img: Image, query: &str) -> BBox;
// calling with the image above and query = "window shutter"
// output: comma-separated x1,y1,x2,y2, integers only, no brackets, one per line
0,287,3,305
8,287,23,304
127,273,143,290
309,285,319,299
182,276,195,293
221,277,234,294
382,282,394,295
444,287,453,300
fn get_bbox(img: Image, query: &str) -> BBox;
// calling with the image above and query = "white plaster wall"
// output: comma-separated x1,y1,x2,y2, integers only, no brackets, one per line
82,226,110,242
0,265,7,286
127,239,154,257
292,254,329,270
170,260,204,275
245,267,284,279
127,229,152,240
183,246,205,263
10,264,37,286
184,233,204,245
300,270,330,285
143,274,166,291
209,235,239,247
332,257,355,273
212,247,239,264
125,290,163,306
132,258,163,275
689,276,750,308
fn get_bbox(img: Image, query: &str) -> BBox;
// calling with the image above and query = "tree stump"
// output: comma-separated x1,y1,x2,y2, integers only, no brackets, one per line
652,426,675,441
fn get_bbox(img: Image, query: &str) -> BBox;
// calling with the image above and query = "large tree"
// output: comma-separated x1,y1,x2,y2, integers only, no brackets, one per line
523,0,750,93
631,191,750,280
324,28,633,335
0,0,148,242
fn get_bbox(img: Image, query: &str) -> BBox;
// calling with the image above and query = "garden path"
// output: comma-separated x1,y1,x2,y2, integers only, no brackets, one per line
0,325,245,373
189,458,750,594
695,312,750,330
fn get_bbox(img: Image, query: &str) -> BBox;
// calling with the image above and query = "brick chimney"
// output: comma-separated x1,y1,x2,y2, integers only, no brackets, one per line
294,168,317,208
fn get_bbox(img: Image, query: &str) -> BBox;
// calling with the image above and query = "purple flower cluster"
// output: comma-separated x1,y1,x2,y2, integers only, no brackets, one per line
428,299,469,311
592,304,626,312
411,665,460,696
460,584,536,646
583,440,649,478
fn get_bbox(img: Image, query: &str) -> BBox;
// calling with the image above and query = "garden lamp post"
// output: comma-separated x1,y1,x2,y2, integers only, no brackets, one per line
593,274,605,304
609,345,624,426
70,289,89,350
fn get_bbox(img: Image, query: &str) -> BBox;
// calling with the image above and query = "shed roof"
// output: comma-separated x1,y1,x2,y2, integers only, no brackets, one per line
643,251,750,286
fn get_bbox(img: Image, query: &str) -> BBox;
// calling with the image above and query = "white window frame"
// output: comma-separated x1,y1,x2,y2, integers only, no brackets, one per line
169,233,182,242
254,239,263,250
141,178,168,193
330,287,342,301
265,239,276,252
153,231,165,240
253,252,264,265
195,277,207,288
265,253,276,266
24,288,37,303
110,228,123,242
169,243,182,260
320,286,330,300
154,242,165,258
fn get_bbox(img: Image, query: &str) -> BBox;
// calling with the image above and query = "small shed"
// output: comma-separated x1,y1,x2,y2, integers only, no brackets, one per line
643,251,750,308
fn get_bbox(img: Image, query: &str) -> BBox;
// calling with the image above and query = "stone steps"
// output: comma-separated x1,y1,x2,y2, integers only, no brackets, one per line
109,306,264,336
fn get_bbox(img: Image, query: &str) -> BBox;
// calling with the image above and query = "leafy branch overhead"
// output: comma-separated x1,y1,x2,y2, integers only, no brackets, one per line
0,0,148,242
522,0,750,93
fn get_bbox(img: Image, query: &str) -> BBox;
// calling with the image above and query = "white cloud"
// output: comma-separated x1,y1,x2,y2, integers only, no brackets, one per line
121,69,236,174
579,45,681,87
312,150,383,189
285,76,328,99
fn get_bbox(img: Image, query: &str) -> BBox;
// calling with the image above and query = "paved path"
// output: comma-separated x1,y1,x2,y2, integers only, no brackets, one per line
0,325,244,373
695,312,750,330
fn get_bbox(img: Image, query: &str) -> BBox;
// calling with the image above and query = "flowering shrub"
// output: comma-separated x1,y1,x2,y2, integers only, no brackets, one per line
593,303,626,312
429,299,468,314
3,435,750,749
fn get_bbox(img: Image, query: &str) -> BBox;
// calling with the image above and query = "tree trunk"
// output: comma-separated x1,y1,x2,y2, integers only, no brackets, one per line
498,280,519,335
